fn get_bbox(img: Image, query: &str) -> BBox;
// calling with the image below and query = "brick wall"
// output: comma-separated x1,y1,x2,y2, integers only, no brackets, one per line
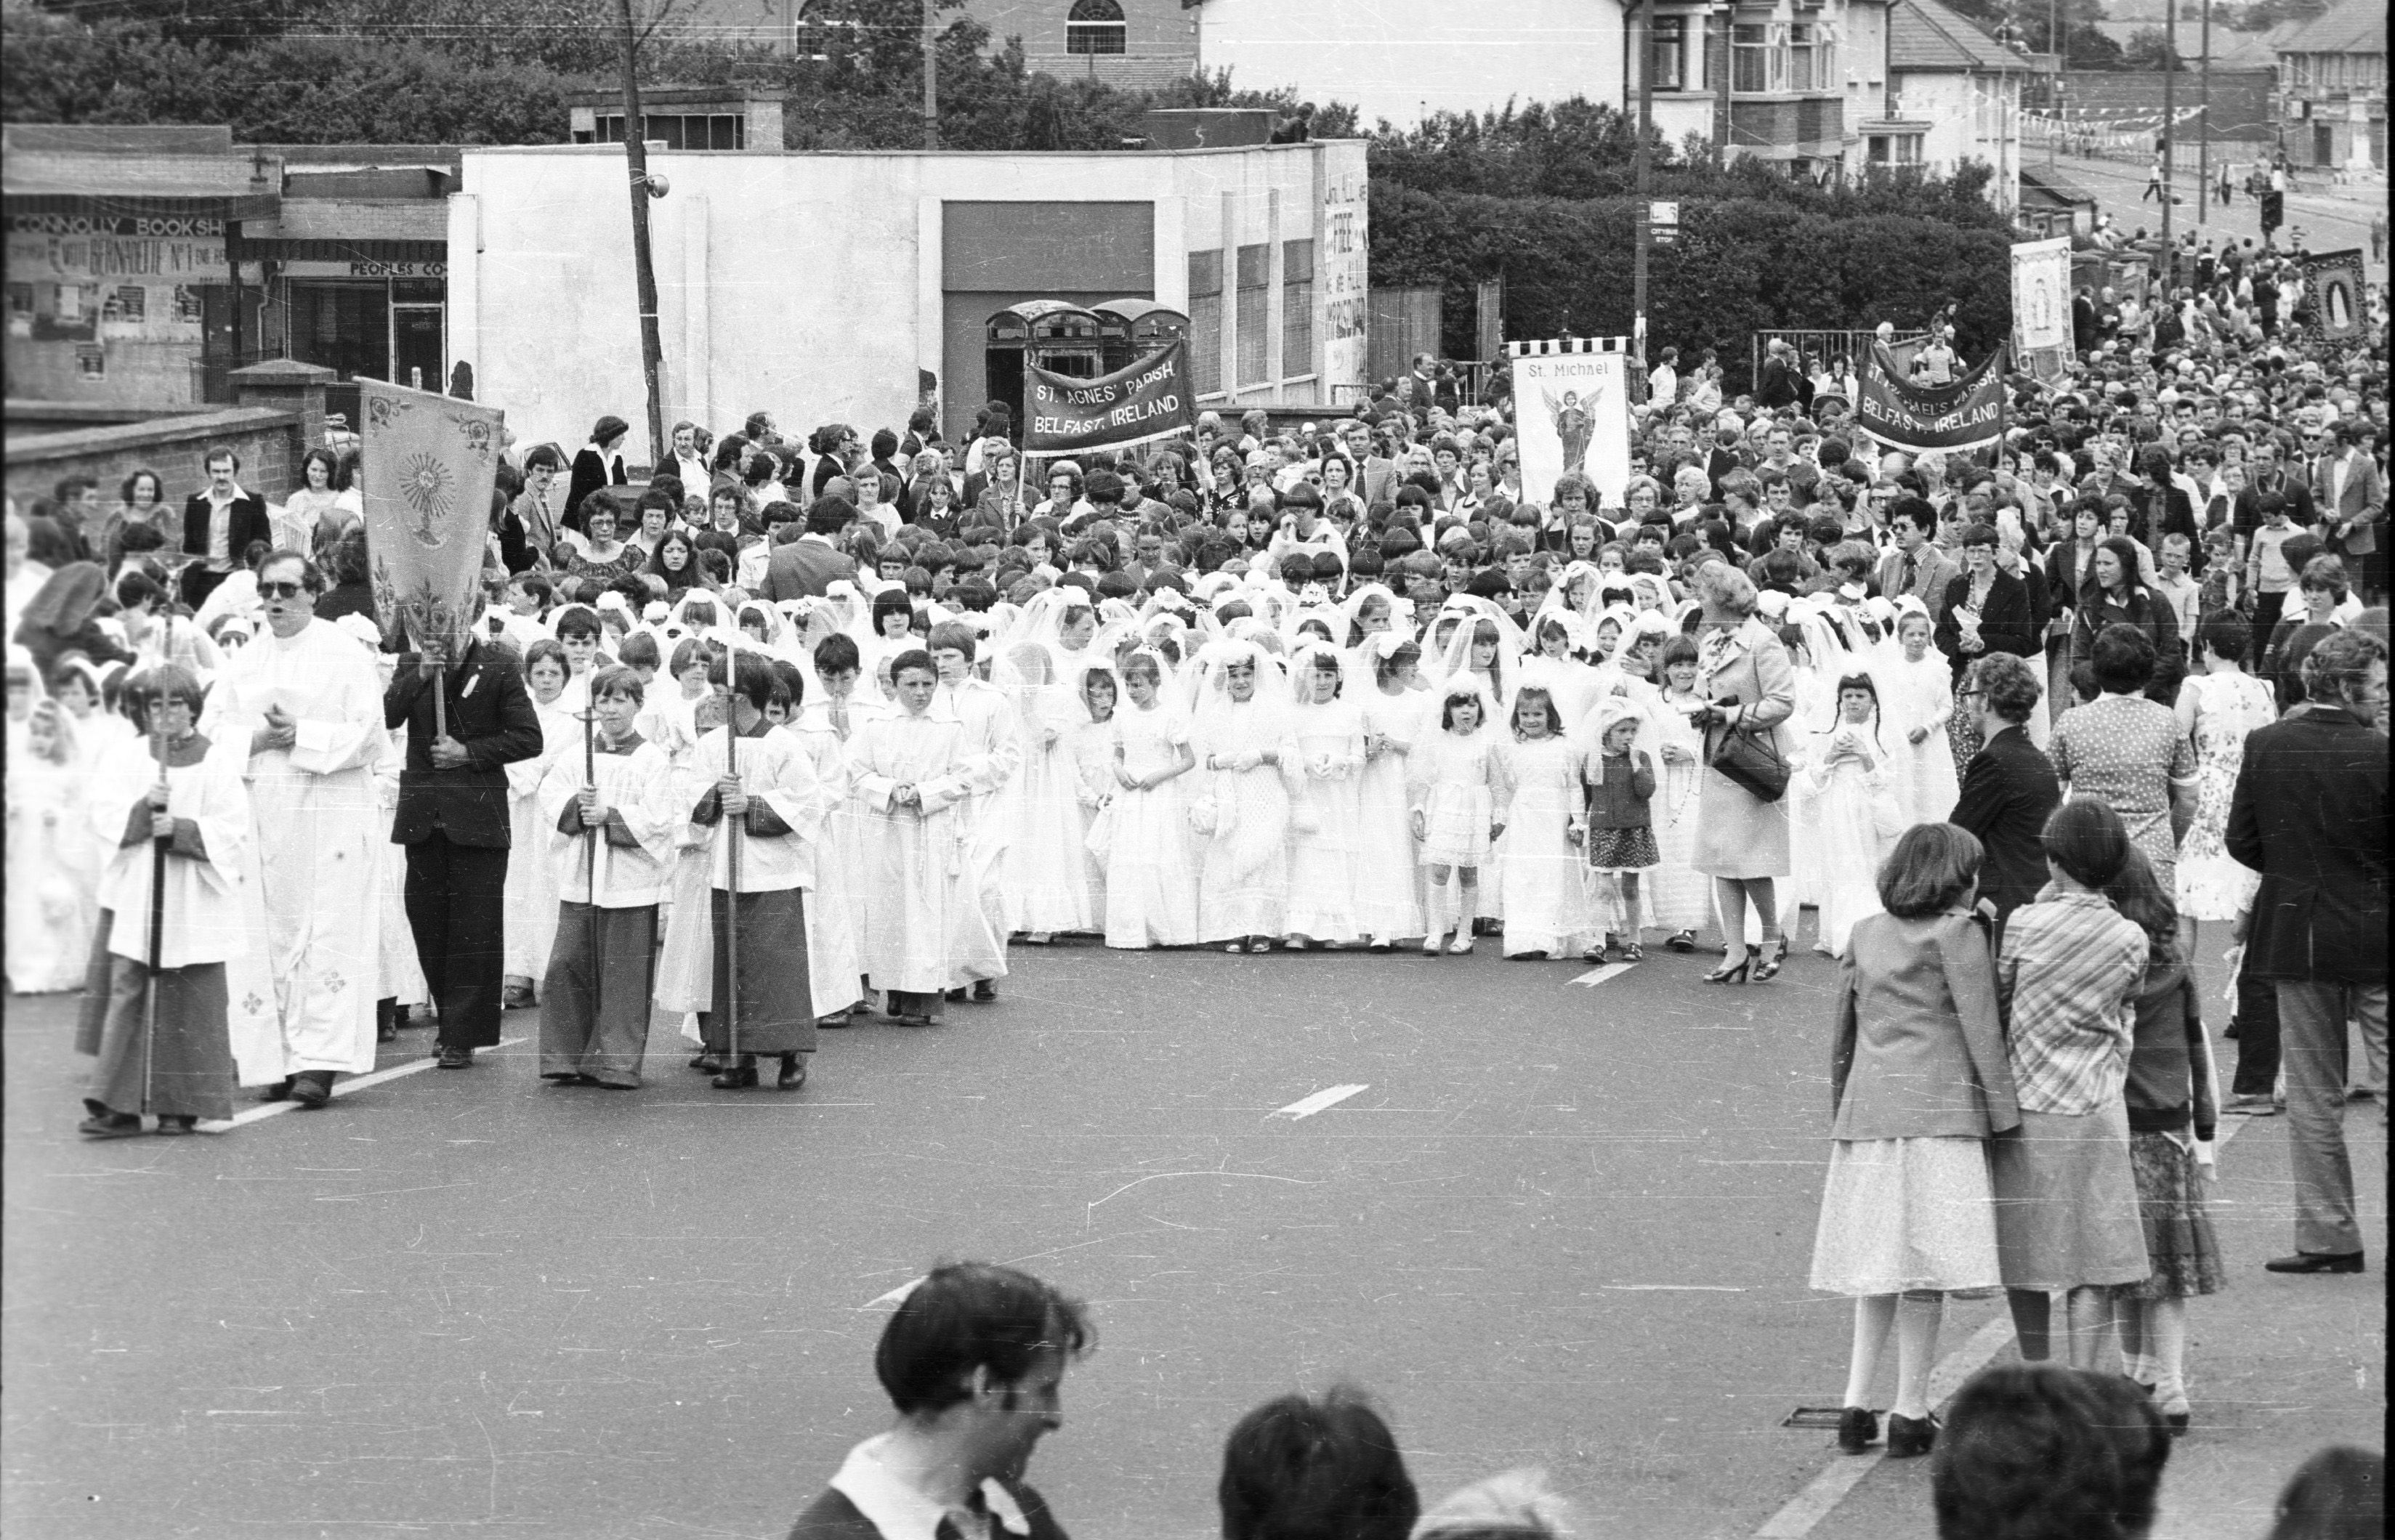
4,406,302,511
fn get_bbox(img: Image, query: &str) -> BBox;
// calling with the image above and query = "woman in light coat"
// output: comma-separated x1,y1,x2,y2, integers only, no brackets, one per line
1687,562,1798,981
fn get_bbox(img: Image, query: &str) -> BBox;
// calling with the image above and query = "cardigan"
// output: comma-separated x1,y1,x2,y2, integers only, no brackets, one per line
2123,961,2217,1140
1829,909,2021,1142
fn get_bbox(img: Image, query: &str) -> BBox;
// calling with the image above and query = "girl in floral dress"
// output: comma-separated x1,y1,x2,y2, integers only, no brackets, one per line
2170,610,2277,959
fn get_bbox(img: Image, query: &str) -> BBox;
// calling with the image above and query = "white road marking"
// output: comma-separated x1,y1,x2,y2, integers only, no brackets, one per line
1750,1113,2259,1539
1270,1083,1370,1120
1604,1284,1748,1292
201,1037,530,1131
1569,963,1636,988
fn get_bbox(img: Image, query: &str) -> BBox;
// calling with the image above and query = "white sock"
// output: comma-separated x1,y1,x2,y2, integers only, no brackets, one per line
1893,1293,1943,1420
2149,1297,2189,1414
1844,1294,1897,1409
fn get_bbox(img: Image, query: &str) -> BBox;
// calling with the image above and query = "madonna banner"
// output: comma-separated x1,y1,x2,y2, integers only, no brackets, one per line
2010,236,2072,362
1022,341,1194,455
360,377,505,658
1510,342,1631,506
2303,248,2365,341
1856,341,2008,455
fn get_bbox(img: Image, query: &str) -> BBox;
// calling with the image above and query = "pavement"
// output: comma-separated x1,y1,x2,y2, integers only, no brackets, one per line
3,931,2383,1540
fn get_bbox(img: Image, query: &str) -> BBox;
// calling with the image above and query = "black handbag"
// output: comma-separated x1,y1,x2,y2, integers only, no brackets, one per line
1707,718,1792,803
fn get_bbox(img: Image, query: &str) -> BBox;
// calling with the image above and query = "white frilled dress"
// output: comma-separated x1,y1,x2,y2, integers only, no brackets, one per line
1407,728,1510,869
5,732,95,993
1644,689,1712,932
2173,670,2277,921
1285,695,1366,942
1794,725,1904,957
1496,733,1599,957
1352,689,1429,943
1192,697,1299,941
998,683,1095,935
1879,650,1961,827
1092,701,1200,949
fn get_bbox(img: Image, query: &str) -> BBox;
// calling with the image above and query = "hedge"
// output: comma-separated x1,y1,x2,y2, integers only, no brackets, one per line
1369,180,2015,393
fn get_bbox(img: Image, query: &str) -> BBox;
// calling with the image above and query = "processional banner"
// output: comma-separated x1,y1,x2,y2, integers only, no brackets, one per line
361,377,505,657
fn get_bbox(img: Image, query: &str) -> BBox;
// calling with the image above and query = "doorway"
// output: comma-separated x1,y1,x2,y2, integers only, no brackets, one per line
392,304,445,393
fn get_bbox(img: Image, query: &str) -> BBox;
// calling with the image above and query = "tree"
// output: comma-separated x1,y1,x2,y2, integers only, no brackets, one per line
2120,26,2187,70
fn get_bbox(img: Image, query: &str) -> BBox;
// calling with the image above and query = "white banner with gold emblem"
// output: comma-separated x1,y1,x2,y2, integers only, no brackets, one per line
360,378,504,657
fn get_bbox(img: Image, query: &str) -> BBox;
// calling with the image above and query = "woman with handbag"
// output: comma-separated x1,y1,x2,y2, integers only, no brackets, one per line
1687,562,1798,982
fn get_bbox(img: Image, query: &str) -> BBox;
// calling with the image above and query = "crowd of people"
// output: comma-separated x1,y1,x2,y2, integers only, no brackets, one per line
4,198,2386,1534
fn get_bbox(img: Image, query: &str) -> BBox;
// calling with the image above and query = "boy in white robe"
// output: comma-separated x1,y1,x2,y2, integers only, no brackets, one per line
538,665,677,1087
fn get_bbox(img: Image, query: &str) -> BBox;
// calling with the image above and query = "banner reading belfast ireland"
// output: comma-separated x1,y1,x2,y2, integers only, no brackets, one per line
1511,343,1631,506
1856,341,2009,455
360,377,505,657
1022,341,1195,455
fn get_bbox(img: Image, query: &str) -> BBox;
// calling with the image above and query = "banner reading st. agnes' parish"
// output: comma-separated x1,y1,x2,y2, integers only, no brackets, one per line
360,377,505,658
1022,341,1195,455
1856,341,2009,455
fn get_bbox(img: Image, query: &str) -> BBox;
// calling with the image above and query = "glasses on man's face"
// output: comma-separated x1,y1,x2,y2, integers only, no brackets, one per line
258,580,307,600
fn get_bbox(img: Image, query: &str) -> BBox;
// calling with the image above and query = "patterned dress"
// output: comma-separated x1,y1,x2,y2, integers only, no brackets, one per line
2049,694,2197,890
2173,670,2277,921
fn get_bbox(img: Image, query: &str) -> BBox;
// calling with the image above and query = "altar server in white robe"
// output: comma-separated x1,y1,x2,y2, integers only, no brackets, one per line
198,551,384,1108
847,647,1002,1026
537,664,677,1088
74,665,250,1136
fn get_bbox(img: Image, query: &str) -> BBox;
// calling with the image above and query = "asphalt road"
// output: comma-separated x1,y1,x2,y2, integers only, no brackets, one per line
2043,146,2389,275
4,933,2384,1540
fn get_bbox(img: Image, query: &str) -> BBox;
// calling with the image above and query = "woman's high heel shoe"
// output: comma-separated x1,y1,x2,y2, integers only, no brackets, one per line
1752,937,1787,982
1703,945,1757,984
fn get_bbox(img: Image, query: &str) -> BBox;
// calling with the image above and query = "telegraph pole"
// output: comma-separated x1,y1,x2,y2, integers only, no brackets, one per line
2197,0,2212,222
921,0,939,150
1633,0,1653,389
616,0,666,471
2160,0,2176,247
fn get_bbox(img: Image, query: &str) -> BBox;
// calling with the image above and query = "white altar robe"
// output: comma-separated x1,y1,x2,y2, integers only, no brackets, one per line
198,617,386,1082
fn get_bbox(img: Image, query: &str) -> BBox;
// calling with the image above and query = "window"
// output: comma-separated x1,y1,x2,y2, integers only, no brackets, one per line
1281,238,1314,378
1732,23,1777,92
78,346,105,378
1788,23,1833,92
1235,243,1269,386
173,285,205,324
1066,0,1126,55
8,283,34,320
1189,250,1223,397
111,285,147,323
1651,15,1688,90
1867,133,1923,164
592,112,744,150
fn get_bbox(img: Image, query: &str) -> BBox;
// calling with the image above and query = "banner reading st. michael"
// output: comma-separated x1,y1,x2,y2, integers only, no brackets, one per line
1856,341,2009,455
360,377,505,657
1022,341,1195,455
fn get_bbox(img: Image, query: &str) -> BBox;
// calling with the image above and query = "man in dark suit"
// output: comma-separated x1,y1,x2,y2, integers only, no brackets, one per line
385,632,544,1068
1754,338,1799,410
761,498,861,601
2072,285,2100,354
1946,652,2061,928
2226,629,2388,1275
180,447,272,609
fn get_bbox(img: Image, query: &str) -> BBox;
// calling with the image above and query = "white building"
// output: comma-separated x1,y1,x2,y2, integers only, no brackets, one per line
447,138,1368,450
1191,0,1627,131
1862,0,2030,209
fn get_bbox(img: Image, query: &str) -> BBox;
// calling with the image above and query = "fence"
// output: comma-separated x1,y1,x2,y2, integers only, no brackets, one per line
1367,286,1442,384
1749,330,1929,400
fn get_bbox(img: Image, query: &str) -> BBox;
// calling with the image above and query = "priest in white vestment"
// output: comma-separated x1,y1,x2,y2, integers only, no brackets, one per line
198,552,386,1106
